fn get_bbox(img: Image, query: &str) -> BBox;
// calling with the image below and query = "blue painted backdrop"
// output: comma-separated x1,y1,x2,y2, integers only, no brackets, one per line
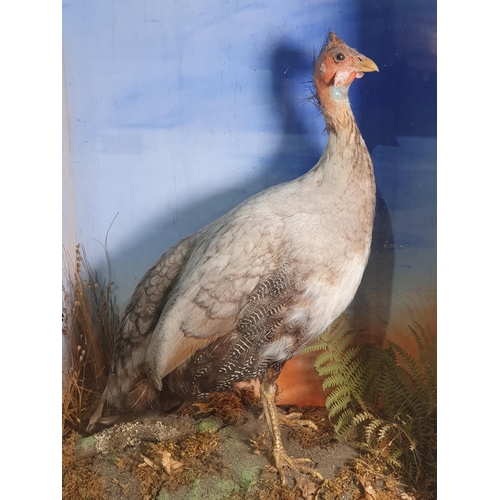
63,0,436,348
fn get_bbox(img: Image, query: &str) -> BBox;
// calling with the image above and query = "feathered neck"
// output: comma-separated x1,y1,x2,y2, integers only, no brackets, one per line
316,82,359,139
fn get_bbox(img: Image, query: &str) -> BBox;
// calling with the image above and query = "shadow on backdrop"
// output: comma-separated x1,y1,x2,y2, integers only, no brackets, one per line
350,0,436,343
261,42,322,183
97,39,324,309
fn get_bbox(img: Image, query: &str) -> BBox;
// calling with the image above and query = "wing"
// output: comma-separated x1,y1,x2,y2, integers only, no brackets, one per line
182,215,288,336
144,209,289,388
111,234,198,373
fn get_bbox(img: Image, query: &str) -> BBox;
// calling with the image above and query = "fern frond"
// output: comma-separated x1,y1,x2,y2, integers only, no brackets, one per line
386,339,423,381
409,324,437,389
364,419,384,443
335,409,356,437
309,316,436,494
313,350,335,374
351,410,374,426
325,390,352,417
377,423,393,443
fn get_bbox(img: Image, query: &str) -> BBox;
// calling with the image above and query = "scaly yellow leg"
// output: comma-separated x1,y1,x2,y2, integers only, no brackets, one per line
260,376,323,485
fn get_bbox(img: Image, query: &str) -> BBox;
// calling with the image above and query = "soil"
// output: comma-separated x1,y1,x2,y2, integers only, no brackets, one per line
63,390,363,500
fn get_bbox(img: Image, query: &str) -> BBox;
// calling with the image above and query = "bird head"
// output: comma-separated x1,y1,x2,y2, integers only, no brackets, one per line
314,32,378,102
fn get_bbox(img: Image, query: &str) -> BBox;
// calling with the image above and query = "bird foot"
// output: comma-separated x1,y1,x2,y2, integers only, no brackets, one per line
258,409,319,431
272,447,323,485
277,411,318,431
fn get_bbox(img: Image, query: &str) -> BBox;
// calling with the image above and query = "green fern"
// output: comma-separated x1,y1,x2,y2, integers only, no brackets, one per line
303,315,437,492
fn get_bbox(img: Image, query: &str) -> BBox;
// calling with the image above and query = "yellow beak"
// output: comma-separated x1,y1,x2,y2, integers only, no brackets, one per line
354,56,379,73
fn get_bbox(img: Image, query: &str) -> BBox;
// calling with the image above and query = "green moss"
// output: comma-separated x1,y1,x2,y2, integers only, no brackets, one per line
74,435,97,458
237,466,260,490
156,489,170,500
213,479,240,498
76,435,96,450
197,419,219,433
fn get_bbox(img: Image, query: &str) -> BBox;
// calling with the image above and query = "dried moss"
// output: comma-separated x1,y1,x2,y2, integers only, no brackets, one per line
188,388,260,425
63,431,108,500
319,452,422,500
285,406,337,450
114,429,224,498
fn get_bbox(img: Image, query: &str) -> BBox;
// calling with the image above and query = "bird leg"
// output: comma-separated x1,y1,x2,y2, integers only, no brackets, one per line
260,370,323,485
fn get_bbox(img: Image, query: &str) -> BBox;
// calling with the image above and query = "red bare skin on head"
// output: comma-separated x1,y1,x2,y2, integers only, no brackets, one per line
314,42,368,90
312,32,378,125
315,52,360,88
313,50,355,110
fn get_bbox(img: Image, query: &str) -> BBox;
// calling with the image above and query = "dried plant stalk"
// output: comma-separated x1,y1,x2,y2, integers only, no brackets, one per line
62,244,118,436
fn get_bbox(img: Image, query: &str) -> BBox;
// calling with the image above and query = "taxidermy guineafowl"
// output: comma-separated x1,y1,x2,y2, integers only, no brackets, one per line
88,31,378,483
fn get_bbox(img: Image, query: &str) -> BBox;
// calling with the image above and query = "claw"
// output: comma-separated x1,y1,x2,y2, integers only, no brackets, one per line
277,411,318,431
274,449,323,485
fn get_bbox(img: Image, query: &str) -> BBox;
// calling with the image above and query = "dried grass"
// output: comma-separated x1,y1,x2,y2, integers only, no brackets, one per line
62,244,118,436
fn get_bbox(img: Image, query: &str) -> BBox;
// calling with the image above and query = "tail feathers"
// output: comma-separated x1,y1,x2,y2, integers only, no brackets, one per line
86,373,190,433
86,375,159,433
86,395,107,433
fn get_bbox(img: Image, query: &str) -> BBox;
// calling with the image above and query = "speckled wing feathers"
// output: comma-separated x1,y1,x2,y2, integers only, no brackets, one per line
112,235,197,371
173,214,287,339
165,263,297,399
143,212,290,386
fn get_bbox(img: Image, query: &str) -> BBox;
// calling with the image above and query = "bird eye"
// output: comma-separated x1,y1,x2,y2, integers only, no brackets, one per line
334,52,345,62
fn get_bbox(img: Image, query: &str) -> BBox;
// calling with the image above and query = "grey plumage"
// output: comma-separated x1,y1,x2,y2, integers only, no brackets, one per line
89,34,378,483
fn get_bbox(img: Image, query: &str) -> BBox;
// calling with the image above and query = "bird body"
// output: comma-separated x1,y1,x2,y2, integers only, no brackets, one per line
89,31,378,482
102,129,374,411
